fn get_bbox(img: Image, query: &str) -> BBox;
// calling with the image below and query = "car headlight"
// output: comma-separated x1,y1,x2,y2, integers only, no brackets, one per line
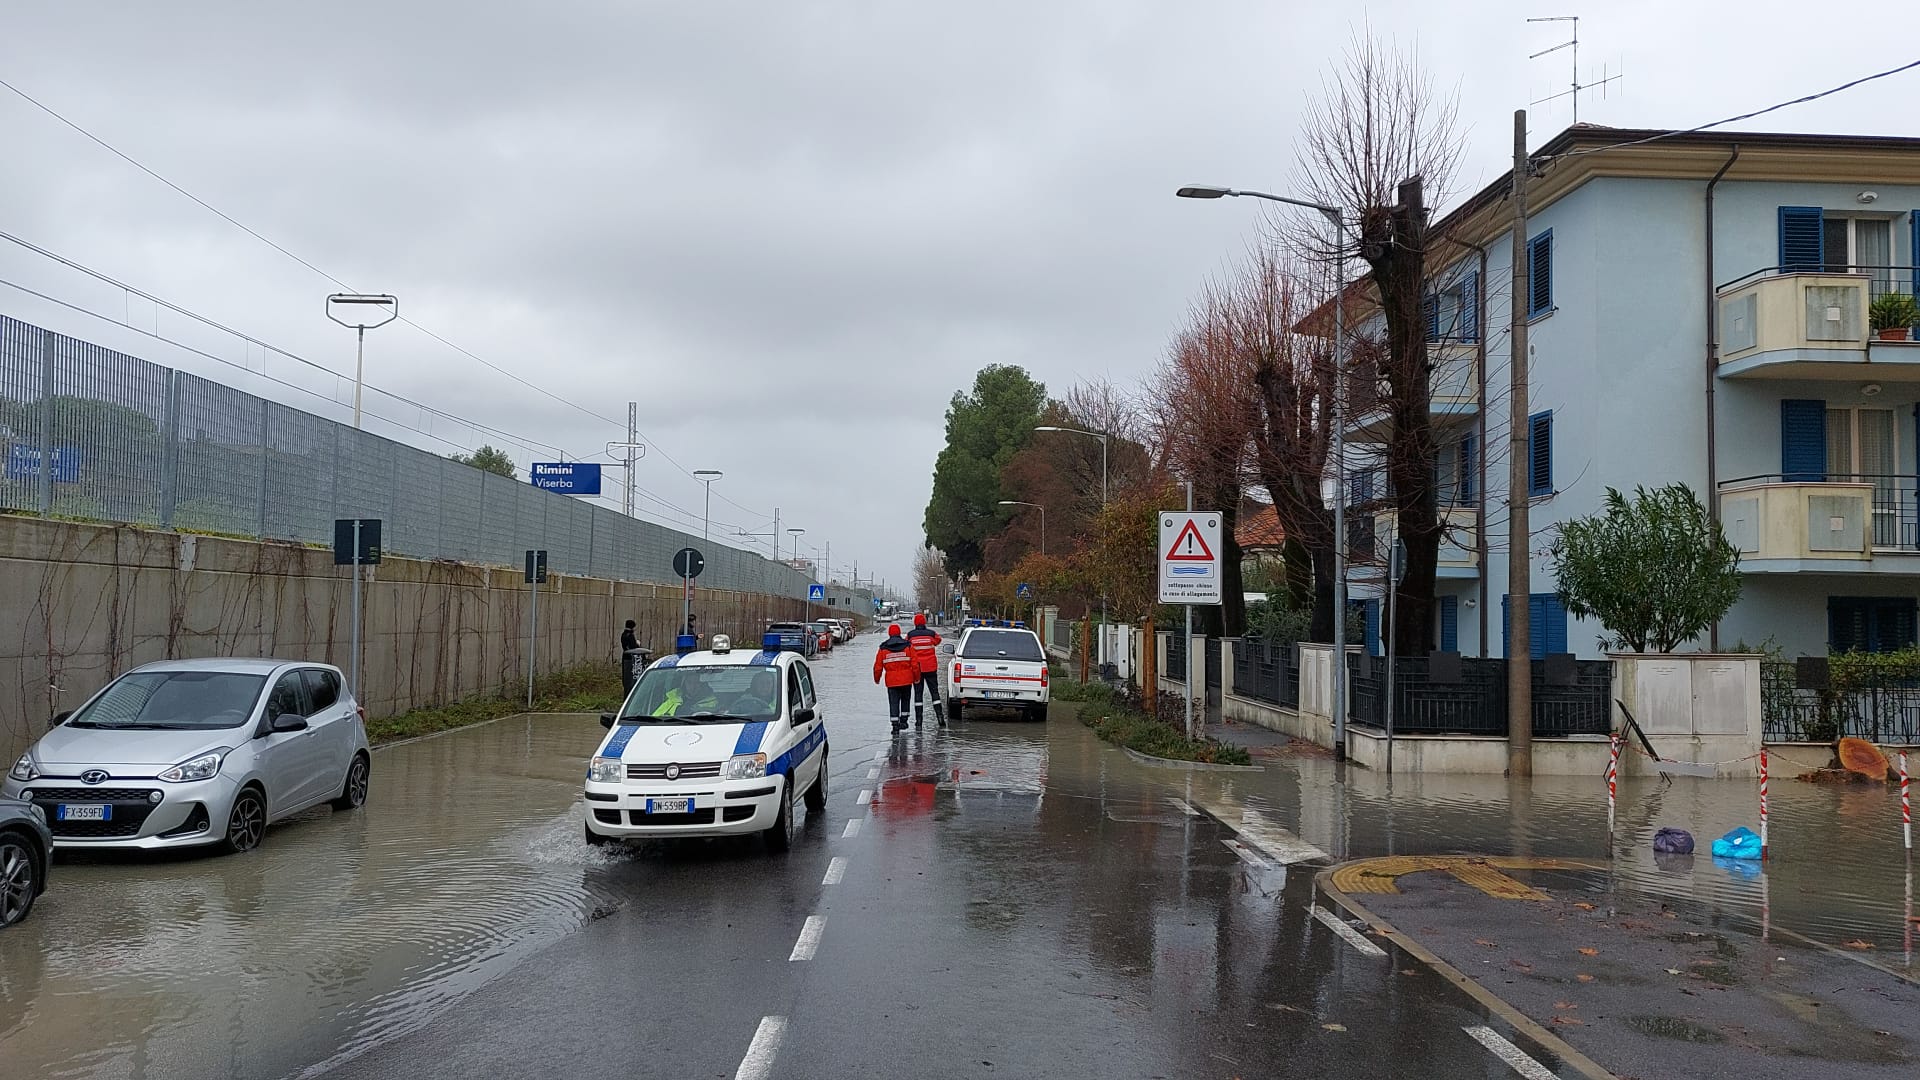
723,753,767,780
157,749,228,784
587,757,624,783
7,754,38,783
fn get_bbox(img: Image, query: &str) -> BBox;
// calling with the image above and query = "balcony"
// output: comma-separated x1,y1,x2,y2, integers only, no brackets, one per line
1717,269,1920,380
1717,474,1920,571
1348,503,1480,580
1344,342,1480,443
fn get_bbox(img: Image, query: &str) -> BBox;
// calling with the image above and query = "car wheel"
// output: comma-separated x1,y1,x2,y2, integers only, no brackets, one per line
584,820,607,847
330,752,371,811
220,786,268,855
764,786,795,853
803,754,828,815
948,699,964,722
0,831,40,929
1028,704,1048,722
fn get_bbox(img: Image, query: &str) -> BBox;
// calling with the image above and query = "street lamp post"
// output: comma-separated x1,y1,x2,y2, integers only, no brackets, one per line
1035,425,1107,664
997,500,1046,555
324,294,399,430
693,470,723,544
787,528,805,567
1177,185,1350,761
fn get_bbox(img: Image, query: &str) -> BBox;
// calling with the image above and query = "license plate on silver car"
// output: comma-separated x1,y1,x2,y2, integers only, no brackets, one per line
646,797,692,814
58,803,110,821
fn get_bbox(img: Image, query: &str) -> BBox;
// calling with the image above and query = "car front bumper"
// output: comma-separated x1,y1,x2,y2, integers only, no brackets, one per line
583,774,789,840
3,773,240,850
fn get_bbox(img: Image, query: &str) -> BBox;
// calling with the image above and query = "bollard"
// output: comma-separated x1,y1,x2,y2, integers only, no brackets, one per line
1902,751,1911,853
1759,749,1770,861
1606,733,1620,842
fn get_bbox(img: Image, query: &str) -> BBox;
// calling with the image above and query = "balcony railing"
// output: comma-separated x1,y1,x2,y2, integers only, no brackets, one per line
1717,473,1920,559
1717,267,1920,379
1343,341,1480,441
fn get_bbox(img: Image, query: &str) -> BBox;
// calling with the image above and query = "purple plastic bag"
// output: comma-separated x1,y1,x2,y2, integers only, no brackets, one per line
1652,827,1695,854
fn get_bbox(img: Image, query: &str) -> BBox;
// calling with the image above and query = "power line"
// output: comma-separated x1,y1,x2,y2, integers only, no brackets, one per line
0,73,776,521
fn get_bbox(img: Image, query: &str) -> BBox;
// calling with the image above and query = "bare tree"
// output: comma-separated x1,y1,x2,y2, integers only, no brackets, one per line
913,547,949,614
1288,32,1465,656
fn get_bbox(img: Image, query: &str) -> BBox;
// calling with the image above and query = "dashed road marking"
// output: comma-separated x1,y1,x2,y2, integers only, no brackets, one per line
734,1015,787,1080
1462,1025,1557,1080
842,817,862,838
1165,796,1200,816
1186,791,1329,865
854,788,871,806
872,749,886,760
788,915,825,962
866,767,880,779
1310,904,1387,958
822,857,847,886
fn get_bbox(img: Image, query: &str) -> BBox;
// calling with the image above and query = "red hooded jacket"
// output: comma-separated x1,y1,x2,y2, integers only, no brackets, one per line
873,627,919,688
905,616,941,674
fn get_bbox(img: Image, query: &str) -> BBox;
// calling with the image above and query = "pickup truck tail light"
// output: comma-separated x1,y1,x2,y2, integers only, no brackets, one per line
952,662,962,683
1041,666,1049,688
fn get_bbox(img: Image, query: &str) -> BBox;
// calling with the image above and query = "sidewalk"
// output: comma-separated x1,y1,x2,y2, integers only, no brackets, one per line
1203,713,1328,761
1322,858,1920,1080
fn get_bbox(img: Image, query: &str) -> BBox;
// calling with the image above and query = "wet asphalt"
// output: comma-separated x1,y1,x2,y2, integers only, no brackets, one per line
1,638,1596,1079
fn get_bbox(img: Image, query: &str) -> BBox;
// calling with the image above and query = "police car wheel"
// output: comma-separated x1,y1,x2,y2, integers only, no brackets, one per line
803,757,828,815
584,821,607,847
765,790,795,853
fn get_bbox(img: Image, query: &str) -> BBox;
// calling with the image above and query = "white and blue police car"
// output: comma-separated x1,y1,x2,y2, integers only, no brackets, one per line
584,633,829,852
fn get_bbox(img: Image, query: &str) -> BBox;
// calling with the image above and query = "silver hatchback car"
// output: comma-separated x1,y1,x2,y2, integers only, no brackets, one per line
2,659,371,854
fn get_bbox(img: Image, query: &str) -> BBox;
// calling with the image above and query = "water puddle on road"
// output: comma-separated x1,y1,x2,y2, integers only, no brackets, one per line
0,713,627,1080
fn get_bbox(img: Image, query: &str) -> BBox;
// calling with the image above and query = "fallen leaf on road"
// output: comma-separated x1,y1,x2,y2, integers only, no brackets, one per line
1844,940,1877,950
1573,902,1596,911
1577,947,1599,956
1323,1023,1347,1032
1554,1001,1578,1010
1474,939,1499,948
1550,1017,1586,1026
1665,969,1683,975
1400,969,1418,976
1576,974,1596,983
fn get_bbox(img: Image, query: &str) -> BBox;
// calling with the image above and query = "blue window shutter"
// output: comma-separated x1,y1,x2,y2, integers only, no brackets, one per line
1364,600,1381,656
1439,596,1458,652
1500,594,1511,657
1779,399,1827,482
1460,434,1476,500
1461,272,1479,343
1912,212,1920,295
1778,206,1824,271
1527,231,1553,316
1424,292,1440,342
1541,594,1569,654
1527,411,1553,495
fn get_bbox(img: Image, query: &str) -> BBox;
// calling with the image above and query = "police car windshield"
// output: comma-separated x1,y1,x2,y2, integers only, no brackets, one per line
959,630,1044,661
621,665,781,723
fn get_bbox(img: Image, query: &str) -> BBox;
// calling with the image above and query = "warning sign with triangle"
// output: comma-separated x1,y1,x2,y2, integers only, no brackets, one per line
1165,517,1216,561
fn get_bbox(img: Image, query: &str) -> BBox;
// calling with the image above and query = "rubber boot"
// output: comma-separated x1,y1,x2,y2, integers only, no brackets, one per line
934,702,945,727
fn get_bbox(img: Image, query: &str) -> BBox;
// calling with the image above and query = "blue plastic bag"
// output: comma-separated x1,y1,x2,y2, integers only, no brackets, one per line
1710,826,1762,861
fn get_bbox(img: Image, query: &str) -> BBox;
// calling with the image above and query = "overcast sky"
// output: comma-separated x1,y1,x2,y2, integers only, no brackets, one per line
2,2,1915,590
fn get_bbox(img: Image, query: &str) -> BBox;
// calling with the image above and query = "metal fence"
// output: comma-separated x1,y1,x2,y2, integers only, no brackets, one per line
1761,661,1920,744
1230,638,1299,709
1165,631,1188,681
0,315,813,596
1347,653,1612,737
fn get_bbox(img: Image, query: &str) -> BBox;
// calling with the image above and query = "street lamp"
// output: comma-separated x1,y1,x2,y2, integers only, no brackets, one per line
693,470,722,544
1178,183,1352,761
998,500,1046,555
1035,424,1109,663
324,293,398,430
787,527,805,567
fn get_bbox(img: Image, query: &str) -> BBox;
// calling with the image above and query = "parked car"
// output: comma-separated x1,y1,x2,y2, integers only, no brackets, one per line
2,659,372,854
944,625,1050,722
838,619,856,640
808,621,836,653
765,622,818,657
0,795,51,928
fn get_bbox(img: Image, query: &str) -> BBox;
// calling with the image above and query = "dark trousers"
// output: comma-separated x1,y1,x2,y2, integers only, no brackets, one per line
887,685,913,722
912,672,941,719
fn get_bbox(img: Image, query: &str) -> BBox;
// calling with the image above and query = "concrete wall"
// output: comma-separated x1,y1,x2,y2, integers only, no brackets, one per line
0,514,830,763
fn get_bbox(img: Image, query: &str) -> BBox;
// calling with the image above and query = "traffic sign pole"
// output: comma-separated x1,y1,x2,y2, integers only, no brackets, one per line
350,518,362,702
1184,484,1194,741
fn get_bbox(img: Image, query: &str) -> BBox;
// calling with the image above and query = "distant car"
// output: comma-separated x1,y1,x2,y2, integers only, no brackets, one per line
766,622,818,657
0,795,51,928
808,621,836,652
944,625,1050,722
837,619,855,640
3,659,372,854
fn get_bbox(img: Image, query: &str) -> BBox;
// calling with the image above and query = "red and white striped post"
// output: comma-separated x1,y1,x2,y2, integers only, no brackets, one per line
1606,734,1620,841
1759,749,1770,861
1901,751,1911,853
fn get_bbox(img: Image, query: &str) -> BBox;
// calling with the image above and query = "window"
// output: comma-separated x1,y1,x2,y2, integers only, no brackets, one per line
1438,595,1459,653
265,672,309,722
1827,405,1898,546
1829,597,1917,653
302,669,340,711
787,668,806,714
1502,594,1569,659
72,671,267,731
1823,216,1894,296
1526,411,1553,496
1436,433,1476,506
959,629,1044,661
1424,271,1480,344
796,663,817,710
1779,206,1824,270
1526,230,1553,317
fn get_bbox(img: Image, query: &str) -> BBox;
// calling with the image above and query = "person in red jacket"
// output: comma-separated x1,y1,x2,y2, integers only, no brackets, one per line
904,612,943,727
873,624,919,733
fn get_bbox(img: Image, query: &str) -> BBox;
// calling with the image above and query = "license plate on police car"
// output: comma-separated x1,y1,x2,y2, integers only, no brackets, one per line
58,803,110,822
646,797,692,814
984,690,1018,699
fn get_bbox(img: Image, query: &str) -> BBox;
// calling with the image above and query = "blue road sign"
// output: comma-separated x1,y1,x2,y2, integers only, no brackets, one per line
529,462,602,494
808,584,825,602
5,445,80,483
1017,582,1032,598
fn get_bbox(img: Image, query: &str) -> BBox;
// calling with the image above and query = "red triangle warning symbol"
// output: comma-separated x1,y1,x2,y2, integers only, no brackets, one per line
1165,518,1215,561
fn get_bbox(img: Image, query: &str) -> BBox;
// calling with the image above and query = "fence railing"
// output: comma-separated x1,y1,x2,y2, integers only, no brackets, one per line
1230,638,1299,709
1761,661,1920,744
1346,653,1612,737
1165,631,1188,681
0,315,818,597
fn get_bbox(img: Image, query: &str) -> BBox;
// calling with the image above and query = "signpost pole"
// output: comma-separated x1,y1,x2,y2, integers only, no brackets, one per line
1386,538,1401,775
527,559,540,710
350,518,363,702
1184,482,1195,741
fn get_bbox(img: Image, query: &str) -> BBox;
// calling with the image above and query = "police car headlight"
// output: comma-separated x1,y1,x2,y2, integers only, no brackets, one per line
723,753,767,780
587,757,624,783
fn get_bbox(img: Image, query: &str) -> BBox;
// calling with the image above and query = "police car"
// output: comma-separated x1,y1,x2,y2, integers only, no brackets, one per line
584,633,828,852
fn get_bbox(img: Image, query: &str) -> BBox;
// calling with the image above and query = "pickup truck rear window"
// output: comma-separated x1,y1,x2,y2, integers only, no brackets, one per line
959,630,1044,661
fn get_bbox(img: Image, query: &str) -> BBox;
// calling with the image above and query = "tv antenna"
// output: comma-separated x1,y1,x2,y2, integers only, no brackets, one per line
1528,15,1620,123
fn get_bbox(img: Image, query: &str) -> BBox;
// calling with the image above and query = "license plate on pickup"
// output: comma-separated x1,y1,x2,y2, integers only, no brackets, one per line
58,803,110,822
984,690,1020,699
646,797,693,815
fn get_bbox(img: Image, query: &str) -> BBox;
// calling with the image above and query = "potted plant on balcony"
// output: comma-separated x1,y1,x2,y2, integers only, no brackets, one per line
1868,291,1919,341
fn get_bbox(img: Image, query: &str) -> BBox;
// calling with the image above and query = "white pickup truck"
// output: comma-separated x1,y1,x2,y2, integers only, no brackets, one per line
943,625,1050,722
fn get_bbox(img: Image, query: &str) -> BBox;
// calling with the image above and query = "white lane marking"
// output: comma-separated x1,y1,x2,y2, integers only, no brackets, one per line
1187,792,1329,865
842,817,862,838
822,856,847,886
1165,796,1200,816
854,788,872,805
872,749,887,760
1223,839,1287,896
735,1015,788,1080
1462,1026,1558,1080
1310,904,1387,958
788,914,826,961
866,767,879,779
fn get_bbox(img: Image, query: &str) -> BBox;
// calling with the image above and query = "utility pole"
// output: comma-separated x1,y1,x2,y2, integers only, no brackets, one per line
604,403,646,517
1506,109,1534,778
